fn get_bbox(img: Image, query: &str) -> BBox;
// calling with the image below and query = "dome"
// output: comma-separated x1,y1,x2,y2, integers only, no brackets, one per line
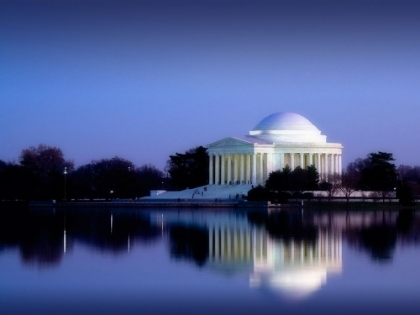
248,112,326,144
252,112,319,132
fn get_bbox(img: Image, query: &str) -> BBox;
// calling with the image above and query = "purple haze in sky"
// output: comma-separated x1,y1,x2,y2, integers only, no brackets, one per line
1,0,420,170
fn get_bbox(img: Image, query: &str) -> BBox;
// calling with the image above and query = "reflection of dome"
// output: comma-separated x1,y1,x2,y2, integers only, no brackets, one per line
248,112,327,143
252,112,319,132
269,268,327,300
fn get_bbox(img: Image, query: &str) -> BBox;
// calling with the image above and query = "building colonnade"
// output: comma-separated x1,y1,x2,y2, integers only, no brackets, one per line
209,152,342,185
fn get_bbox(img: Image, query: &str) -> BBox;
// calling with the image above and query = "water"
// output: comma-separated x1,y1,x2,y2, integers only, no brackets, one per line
0,207,419,315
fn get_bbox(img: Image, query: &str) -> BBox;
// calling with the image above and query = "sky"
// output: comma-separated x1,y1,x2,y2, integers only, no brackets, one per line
1,0,420,170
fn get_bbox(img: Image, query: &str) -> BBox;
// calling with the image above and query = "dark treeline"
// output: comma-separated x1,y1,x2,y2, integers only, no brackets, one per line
3,144,420,203
0,144,211,201
0,144,164,201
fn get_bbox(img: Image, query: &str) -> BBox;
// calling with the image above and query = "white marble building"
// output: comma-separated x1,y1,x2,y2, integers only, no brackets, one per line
207,112,343,185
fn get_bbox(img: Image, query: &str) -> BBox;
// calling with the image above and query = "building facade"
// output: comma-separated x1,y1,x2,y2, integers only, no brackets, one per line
207,112,343,185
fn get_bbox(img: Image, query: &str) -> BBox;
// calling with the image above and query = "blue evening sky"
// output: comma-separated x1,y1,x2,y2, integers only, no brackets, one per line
1,0,420,170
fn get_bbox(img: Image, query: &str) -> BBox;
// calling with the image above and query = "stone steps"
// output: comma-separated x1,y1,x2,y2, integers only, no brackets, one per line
143,184,253,200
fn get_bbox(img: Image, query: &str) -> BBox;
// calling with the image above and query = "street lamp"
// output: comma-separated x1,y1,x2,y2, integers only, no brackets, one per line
64,167,67,201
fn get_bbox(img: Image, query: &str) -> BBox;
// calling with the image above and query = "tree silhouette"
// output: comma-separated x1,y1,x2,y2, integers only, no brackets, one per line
361,152,398,203
19,144,74,200
166,146,209,189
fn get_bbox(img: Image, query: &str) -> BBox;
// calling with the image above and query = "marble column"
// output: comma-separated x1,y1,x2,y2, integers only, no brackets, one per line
290,153,295,170
215,154,220,185
209,154,214,184
280,153,284,170
227,154,232,184
252,154,257,185
240,154,245,184
309,153,313,166
300,153,304,169
317,153,321,173
259,153,264,184
266,153,272,178
233,155,236,183
246,154,251,184
339,154,342,175
220,154,225,185
325,154,329,180
334,154,338,174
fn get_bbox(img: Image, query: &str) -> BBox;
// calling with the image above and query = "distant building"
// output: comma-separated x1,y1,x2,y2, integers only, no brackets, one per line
207,112,343,185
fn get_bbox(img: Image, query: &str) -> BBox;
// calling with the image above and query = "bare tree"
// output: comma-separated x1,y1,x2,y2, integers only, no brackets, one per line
320,173,341,202
340,169,360,203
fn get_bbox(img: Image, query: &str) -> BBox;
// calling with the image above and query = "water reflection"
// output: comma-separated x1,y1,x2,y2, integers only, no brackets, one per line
312,210,420,262
169,224,209,266
0,208,161,266
0,207,419,284
155,210,342,299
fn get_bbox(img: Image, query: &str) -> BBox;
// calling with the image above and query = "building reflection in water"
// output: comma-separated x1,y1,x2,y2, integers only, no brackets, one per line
208,224,341,299
159,211,343,300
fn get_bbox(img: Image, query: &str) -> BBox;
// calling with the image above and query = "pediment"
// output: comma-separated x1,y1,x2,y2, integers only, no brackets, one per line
207,137,253,148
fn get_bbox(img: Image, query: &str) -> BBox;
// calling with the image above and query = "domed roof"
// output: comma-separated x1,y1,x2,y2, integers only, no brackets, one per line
252,112,319,132
248,112,326,143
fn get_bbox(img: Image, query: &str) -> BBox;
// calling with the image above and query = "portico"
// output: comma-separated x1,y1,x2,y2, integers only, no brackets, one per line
207,112,343,185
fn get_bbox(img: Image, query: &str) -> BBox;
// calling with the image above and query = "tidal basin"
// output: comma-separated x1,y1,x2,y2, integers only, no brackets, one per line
1,207,419,315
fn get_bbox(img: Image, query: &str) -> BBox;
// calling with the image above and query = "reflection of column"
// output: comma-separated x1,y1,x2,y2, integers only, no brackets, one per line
278,242,284,264
300,243,304,265
324,231,330,262
309,243,313,263
209,228,213,258
247,228,252,260
214,228,219,260
209,154,213,184
291,242,295,263
63,229,66,253
227,228,231,261
317,236,321,262
240,229,244,259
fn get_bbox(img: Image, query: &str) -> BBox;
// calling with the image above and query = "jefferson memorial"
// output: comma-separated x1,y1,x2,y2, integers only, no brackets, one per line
207,112,343,186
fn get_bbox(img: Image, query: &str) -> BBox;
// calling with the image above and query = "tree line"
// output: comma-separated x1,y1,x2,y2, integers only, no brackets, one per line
250,151,419,205
2,144,420,205
0,144,209,201
0,144,164,201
